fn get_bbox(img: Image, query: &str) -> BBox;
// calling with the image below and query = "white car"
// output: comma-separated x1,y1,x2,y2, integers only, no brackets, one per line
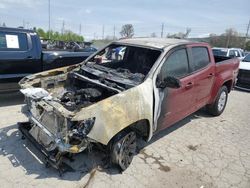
235,53,250,91
212,47,245,60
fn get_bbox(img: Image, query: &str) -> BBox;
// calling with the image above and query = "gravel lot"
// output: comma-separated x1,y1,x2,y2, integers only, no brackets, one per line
0,90,250,188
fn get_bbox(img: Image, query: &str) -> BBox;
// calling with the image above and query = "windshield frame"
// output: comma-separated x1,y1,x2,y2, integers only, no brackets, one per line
82,42,163,80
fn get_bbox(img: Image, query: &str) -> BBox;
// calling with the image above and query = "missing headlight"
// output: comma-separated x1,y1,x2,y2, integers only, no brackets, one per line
70,117,96,139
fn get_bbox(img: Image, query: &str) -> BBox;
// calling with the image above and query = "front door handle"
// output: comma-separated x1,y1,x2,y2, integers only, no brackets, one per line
185,82,193,89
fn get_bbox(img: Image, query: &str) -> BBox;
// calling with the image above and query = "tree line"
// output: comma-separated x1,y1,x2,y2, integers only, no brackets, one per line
208,28,249,50
119,25,250,50
2,22,249,50
35,28,84,42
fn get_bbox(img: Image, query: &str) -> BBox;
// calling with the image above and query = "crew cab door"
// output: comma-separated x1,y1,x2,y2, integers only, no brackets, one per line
187,45,215,109
0,31,40,91
155,46,196,131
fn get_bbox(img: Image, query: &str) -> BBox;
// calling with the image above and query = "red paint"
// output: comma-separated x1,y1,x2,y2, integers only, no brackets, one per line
158,43,239,131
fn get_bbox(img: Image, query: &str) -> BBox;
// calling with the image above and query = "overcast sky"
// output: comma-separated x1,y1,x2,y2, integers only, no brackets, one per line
0,0,249,40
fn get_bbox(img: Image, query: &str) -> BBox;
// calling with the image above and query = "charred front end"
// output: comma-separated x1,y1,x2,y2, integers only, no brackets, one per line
18,66,120,168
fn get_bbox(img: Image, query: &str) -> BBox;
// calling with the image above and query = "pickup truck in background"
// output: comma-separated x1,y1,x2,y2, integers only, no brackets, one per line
18,38,239,172
0,27,93,92
235,53,250,91
212,47,245,59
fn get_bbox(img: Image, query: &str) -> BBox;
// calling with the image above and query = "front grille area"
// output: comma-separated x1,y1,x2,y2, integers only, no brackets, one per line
30,106,64,135
236,69,250,89
40,112,58,134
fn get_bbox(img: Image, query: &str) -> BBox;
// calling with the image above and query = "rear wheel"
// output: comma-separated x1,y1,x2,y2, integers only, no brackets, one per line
207,86,228,116
110,130,137,171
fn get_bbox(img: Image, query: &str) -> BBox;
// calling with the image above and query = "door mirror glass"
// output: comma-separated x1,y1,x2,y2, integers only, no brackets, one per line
156,75,181,89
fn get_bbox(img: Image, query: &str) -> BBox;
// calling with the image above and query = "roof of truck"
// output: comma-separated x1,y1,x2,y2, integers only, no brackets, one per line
116,37,193,49
0,27,35,33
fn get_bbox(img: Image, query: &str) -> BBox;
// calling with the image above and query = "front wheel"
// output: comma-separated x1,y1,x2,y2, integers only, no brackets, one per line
207,86,228,116
110,130,137,171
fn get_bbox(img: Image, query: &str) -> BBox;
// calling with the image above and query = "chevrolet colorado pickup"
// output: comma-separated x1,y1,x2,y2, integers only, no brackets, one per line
18,38,239,172
0,27,92,92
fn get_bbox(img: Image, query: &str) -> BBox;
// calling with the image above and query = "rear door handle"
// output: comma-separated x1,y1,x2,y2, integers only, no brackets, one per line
207,73,214,78
26,56,33,59
185,82,193,89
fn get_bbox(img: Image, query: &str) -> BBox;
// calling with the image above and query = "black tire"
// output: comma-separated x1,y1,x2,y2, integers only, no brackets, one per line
110,130,137,171
207,86,228,116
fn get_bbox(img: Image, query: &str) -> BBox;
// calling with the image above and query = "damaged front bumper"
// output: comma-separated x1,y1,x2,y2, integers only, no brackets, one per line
18,122,62,169
26,114,88,154
18,121,84,174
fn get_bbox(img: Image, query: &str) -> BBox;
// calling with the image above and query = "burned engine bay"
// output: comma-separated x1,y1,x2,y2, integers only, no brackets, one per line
37,64,145,112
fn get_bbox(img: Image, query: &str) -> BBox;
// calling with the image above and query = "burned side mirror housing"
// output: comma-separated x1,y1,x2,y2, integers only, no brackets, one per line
156,75,181,89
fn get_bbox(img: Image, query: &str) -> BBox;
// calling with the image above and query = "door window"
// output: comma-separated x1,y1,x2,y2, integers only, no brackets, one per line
0,31,28,51
191,47,210,71
161,48,189,78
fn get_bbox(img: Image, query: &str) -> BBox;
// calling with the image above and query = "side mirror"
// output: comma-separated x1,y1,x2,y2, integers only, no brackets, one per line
156,75,181,89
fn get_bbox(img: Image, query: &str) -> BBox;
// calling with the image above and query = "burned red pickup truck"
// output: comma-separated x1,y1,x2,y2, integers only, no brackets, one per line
18,38,239,172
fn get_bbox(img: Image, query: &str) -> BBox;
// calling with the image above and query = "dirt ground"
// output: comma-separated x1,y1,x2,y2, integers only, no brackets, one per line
0,90,250,188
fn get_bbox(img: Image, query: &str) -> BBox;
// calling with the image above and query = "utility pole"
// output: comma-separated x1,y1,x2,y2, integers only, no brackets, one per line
113,25,116,40
26,22,29,29
61,20,65,34
48,0,51,39
244,19,250,50
79,23,82,35
161,23,164,38
102,25,105,40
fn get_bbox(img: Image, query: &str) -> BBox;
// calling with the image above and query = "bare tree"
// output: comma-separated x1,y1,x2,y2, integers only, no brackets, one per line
167,28,191,39
208,28,245,48
120,24,134,38
183,28,191,38
150,32,157,38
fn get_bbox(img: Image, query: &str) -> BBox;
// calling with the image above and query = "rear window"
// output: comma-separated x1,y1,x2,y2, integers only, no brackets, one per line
212,49,227,56
0,31,28,51
229,50,240,57
192,47,210,71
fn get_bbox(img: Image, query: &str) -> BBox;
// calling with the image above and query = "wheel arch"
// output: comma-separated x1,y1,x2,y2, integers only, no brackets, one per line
107,119,151,147
223,79,233,93
209,78,232,105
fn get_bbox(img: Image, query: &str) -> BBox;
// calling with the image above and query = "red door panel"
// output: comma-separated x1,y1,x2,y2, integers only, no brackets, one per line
157,74,196,131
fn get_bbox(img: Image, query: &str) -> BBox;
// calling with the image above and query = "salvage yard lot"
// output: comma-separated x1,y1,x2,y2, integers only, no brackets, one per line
0,90,250,188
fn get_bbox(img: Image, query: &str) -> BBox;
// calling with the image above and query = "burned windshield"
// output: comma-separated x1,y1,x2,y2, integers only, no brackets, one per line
86,44,162,76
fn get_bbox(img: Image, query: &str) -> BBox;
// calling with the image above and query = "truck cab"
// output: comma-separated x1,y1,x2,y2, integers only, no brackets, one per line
0,27,92,92
0,27,42,91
